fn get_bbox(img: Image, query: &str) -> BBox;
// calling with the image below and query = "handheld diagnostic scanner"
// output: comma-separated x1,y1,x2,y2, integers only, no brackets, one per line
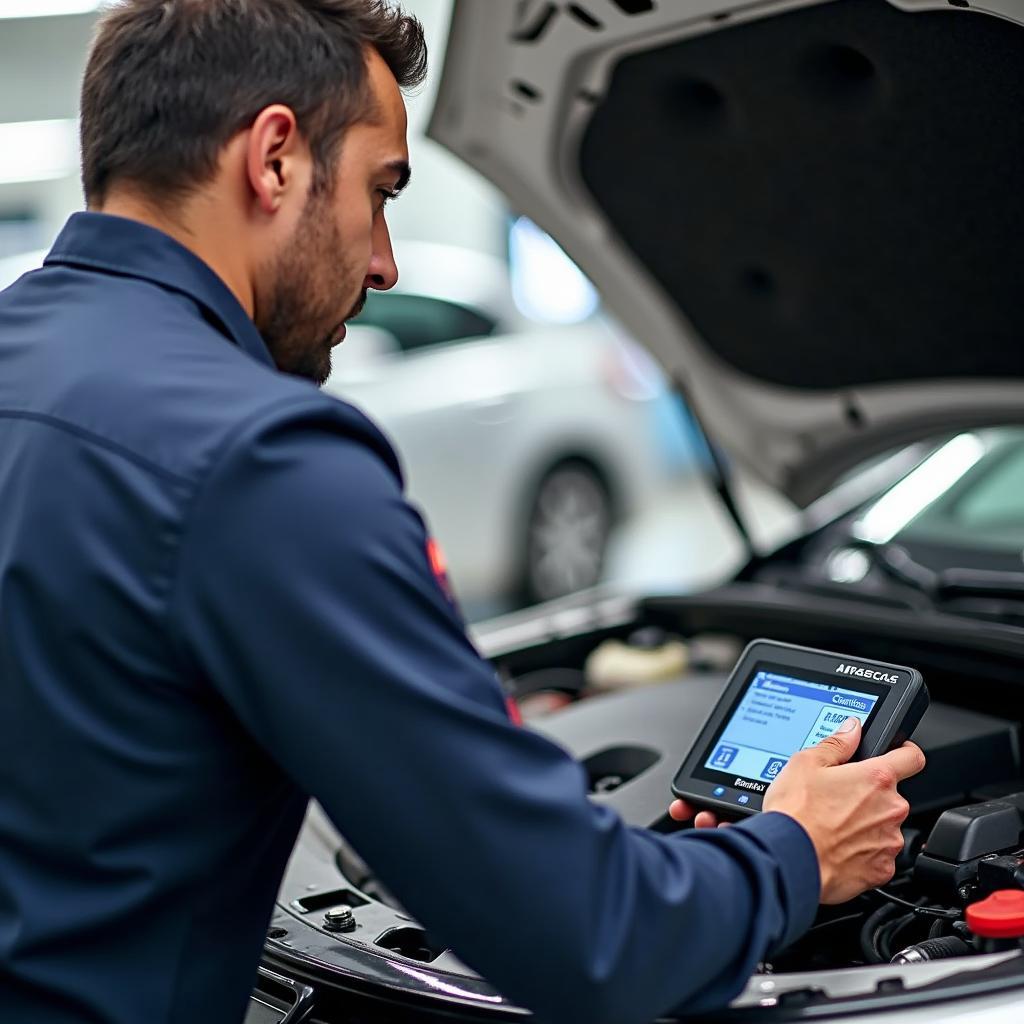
672,640,929,819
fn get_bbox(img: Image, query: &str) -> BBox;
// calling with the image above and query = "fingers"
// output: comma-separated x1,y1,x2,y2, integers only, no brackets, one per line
668,799,694,821
873,741,926,783
667,800,722,829
694,810,721,829
807,716,861,767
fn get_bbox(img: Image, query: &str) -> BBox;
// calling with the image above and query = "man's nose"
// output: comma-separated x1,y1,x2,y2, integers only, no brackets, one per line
364,219,399,292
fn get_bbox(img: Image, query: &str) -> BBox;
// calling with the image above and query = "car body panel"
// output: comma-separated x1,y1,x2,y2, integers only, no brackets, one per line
428,0,1024,507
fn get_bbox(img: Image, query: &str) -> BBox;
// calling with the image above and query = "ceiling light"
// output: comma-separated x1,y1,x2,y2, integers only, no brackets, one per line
853,433,986,545
0,119,79,186
509,216,599,325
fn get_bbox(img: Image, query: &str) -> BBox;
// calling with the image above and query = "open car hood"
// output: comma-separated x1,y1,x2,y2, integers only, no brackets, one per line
428,0,1024,506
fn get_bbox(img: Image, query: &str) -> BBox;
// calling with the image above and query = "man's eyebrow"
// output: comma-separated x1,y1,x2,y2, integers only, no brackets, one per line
384,160,412,193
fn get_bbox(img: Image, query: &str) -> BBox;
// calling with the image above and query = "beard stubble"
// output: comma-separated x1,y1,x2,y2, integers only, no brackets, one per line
256,192,366,386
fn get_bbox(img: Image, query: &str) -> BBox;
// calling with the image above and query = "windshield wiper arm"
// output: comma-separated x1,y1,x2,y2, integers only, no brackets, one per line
853,541,940,597
937,567,1024,602
856,541,1024,607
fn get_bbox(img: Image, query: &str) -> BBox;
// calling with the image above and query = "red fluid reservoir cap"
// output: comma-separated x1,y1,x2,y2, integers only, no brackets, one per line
966,890,1024,939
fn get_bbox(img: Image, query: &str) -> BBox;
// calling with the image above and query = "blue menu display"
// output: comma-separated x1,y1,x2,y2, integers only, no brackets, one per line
704,670,880,785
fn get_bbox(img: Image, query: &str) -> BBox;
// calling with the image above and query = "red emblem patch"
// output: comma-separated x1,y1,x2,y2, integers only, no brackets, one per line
426,537,455,605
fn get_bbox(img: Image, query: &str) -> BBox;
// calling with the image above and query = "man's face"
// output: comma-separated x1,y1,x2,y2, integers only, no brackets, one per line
257,48,410,385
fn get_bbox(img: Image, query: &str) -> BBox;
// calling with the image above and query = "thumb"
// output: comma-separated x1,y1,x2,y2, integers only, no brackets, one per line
812,716,861,766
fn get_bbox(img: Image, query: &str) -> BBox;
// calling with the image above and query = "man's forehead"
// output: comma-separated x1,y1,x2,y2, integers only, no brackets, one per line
365,45,409,132
358,48,410,170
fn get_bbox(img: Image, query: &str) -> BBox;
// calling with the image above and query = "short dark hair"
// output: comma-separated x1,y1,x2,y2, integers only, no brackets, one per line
80,0,427,206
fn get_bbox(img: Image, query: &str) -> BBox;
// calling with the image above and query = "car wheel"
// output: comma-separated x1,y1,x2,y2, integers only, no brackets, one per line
522,461,613,605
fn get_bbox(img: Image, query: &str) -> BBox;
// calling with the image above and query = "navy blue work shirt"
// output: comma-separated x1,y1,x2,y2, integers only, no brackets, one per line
0,213,819,1024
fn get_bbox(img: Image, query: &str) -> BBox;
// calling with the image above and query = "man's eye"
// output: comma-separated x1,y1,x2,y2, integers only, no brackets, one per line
376,189,397,207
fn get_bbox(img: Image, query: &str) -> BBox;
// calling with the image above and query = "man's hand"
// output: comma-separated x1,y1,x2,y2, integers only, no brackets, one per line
668,799,723,830
668,717,926,904
764,717,924,903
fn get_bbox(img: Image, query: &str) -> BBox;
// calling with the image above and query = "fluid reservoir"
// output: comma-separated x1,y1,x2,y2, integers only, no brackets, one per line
966,890,1024,953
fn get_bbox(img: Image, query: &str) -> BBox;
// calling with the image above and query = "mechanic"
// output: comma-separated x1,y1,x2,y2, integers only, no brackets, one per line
0,3,925,1022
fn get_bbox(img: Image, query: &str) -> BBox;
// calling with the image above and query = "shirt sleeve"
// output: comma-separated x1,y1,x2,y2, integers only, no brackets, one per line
169,400,820,1024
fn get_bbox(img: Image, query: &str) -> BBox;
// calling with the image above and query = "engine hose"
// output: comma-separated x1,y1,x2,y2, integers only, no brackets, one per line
881,913,921,962
929,917,947,940
891,936,973,964
875,916,905,962
860,904,901,963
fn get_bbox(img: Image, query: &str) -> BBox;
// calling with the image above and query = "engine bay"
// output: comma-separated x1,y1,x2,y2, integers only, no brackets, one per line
262,585,1024,1019
524,644,1022,975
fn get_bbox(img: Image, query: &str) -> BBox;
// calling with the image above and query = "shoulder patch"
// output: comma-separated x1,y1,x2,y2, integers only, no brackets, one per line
426,537,456,606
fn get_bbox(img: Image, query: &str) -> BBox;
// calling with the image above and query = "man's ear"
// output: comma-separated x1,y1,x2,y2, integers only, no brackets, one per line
245,105,307,215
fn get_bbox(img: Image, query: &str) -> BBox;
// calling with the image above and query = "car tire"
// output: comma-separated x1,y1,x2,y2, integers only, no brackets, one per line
521,460,614,606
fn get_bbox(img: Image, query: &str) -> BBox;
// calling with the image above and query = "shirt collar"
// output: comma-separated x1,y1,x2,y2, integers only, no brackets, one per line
45,212,274,369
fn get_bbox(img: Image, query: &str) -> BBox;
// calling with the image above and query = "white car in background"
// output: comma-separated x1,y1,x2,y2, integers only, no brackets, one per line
326,239,691,609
